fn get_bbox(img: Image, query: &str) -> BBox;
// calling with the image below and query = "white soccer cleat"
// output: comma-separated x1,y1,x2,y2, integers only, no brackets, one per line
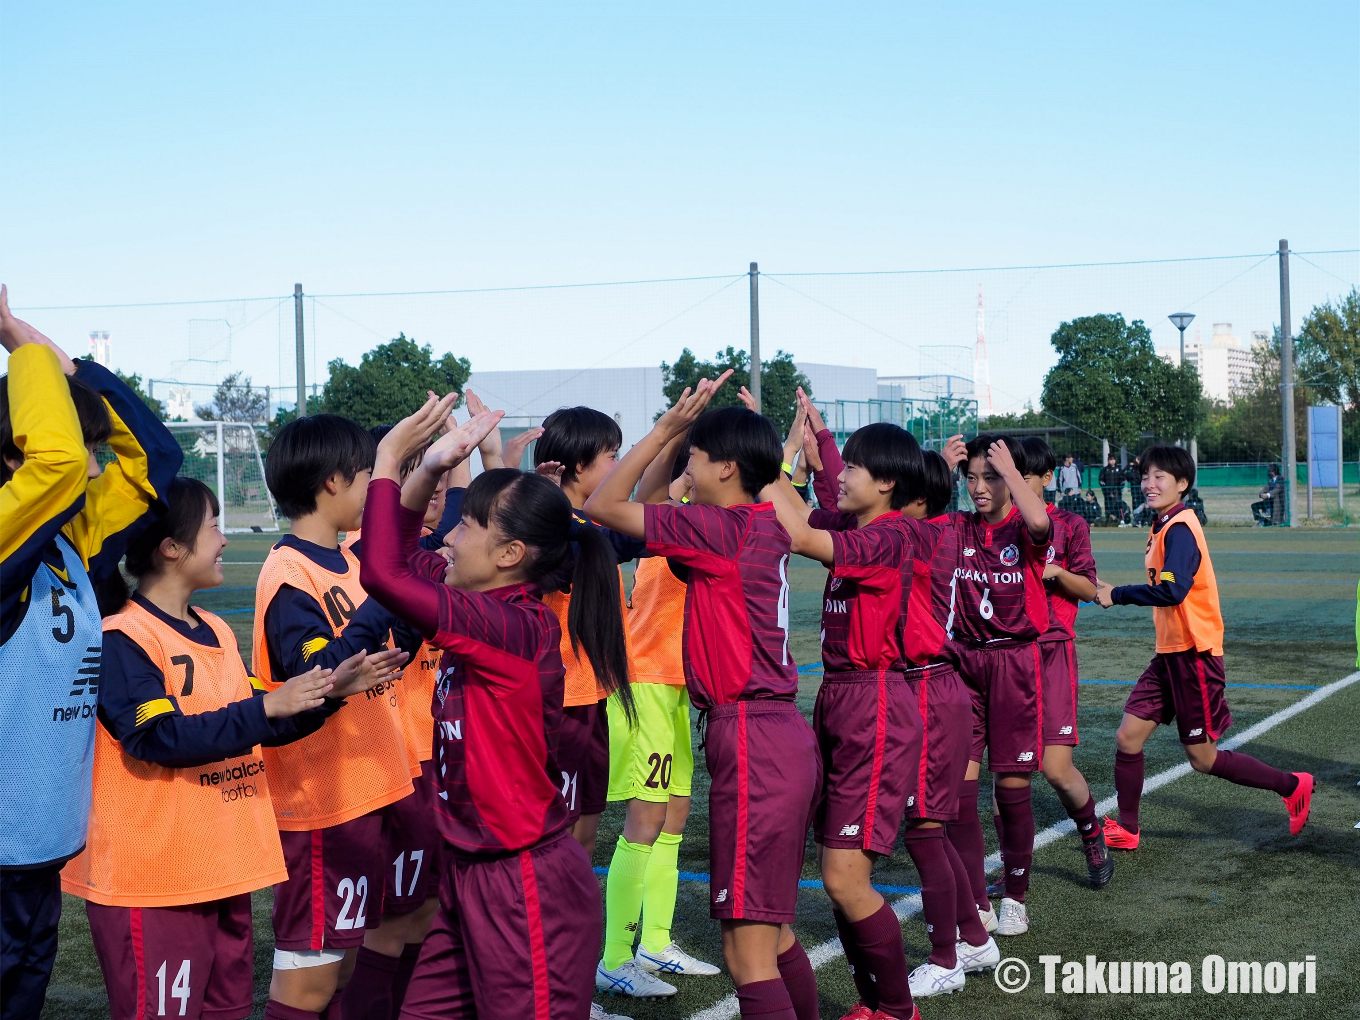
995,896,1029,936
590,1002,635,1020
595,959,677,998
635,943,721,977
908,960,965,997
955,935,1001,973
977,903,998,933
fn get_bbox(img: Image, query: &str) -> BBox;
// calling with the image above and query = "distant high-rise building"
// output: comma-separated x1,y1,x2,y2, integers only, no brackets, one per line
974,286,993,418
1184,322,1255,402
88,331,111,366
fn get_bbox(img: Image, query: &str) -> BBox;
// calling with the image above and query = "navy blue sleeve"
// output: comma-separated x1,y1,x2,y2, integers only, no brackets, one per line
427,487,465,546
569,518,647,563
263,585,399,679
389,617,425,659
1111,523,1200,608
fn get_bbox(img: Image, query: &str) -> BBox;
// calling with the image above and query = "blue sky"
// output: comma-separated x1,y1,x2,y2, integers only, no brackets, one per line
3,1,1357,408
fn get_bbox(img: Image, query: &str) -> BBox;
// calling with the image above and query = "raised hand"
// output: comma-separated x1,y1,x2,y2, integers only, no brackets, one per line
942,434,967,470
464,390,504,463
375,393,460,480
423,410,505,476
504,426,543,470
737,386,758,412
987,438,1020,480
0,286,76,373
668,472,693,503
783,399,808,467
797,387,827,435
654,369,736,439
536,460,565,486
327,648,411,700
801,418,824,473
262,666,335,719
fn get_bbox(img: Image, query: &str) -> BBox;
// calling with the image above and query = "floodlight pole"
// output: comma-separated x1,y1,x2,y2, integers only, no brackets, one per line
294,283,306,418
1279,240,1296,527
749,262,761,412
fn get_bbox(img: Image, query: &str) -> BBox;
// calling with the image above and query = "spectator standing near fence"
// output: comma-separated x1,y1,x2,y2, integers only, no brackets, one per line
1058,454,1081,493
1098,455,1124,520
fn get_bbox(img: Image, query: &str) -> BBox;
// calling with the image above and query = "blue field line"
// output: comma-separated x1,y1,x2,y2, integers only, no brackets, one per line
591,865,918,896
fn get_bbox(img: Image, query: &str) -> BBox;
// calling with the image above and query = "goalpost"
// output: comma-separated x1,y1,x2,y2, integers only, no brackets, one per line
166,422,279,532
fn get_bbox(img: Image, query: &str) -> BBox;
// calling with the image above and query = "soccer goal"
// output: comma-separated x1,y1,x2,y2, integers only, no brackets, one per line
166,422,279,532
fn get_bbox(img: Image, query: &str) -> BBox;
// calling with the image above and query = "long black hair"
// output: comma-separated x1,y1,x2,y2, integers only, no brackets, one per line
462,468,634,723
0,374,113,486
99,477,220,616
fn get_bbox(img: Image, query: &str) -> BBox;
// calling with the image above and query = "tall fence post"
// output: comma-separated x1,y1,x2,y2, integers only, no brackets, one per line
749,262,761,412
294,283,306,417
215,420,226,529
1279,241,1295,527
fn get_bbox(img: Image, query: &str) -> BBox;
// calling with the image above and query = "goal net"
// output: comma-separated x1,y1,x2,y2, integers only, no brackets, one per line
166,422,279,533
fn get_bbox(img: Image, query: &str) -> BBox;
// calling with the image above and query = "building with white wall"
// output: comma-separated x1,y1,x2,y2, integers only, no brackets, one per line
1183,323,1256,403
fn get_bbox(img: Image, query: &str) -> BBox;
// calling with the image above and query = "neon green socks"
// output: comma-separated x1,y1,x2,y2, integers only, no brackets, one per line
641,831,682,953
603,836,652,969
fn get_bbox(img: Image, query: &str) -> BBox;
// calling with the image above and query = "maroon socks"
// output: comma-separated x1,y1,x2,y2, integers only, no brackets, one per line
339,946,399,1020
849,902,915,1019
903,826,958,968
1114,750,1145,833
391,942,423,1019
946,778,990,910
1068,788,1101,845
943,836,990,946
995,784,1034,902
735,977,796,1019
833,909,878,1010
1208,750,1300,796
265,1003,320,1020
776,940,819,1020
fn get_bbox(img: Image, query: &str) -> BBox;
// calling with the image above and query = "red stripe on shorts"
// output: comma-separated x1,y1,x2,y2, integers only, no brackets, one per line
310,829,325,950
732,702,749,916
1196,657,1217,741
916,669,930,815
131,907,147,1019
518,851,551,1020
1032,644,1044,759
1066,642,1079,743
862,671,888,851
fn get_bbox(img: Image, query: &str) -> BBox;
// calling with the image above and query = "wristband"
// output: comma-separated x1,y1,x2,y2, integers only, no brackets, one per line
782,461,794,476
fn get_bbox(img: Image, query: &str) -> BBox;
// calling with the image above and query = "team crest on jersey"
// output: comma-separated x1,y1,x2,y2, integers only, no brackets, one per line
829,577,843,592
1000,544,1020,567
1045,545,1056,564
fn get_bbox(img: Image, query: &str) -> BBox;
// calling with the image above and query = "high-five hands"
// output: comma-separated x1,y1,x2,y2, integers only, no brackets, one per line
654,369,735,439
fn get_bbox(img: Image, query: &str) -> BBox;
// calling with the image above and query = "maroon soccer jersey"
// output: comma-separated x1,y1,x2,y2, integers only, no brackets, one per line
926,513,965,645
1039,504,1096,641
644,502,798,709
946,506,1049,645
819,512,945,672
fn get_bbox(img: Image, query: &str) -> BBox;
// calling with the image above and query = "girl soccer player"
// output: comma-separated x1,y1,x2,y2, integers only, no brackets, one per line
0,287,182,1017
360,395,628,1019
62,477,380,1020
585,379,823,1020
1095,445,1313,846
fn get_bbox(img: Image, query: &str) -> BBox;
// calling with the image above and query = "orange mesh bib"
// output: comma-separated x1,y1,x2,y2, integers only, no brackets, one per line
252,544,413,830
543,568,630,707
1146,508,1224,656
62,604,287,907
628,557,686,686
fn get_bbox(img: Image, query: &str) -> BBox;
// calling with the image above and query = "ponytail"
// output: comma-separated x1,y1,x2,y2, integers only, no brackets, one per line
462,469,634,724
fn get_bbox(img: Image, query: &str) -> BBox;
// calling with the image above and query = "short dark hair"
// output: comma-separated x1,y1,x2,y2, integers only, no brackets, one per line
0,374,113,487
1019,436,1056,477
921,450,954,517
841,422,924,511
534,407,623,485
688,406,781,500
266,414,376,519
1139,445,1196,489
964,432,1023,468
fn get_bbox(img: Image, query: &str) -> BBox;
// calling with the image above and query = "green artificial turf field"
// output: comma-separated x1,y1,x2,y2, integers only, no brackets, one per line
40,528,1360,1020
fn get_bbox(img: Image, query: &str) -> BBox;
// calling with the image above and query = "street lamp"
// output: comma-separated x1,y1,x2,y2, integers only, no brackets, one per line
1168,312,1195,367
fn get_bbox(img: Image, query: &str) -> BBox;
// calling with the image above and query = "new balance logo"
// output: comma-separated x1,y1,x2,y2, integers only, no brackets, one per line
906,796,915,806
1188,728,1203,737
1010,867,1026,876
624,922,639,933
1059,725,1073,735
964,547,976,557
715,889,728,903
1017,751,1035,762
838,824,861,836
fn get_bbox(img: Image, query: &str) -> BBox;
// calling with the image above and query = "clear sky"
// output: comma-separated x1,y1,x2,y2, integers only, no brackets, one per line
3,1,1357,409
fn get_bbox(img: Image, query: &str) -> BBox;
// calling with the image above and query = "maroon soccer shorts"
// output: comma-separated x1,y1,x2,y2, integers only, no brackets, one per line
705,699,820,923
1038,639,1080,746
813,670,922,855
1124,650,1233,745
273,811,385,951
381,759,445,915
399,830,599,1020
558,701,610,820
86,895,253,1020
905,663,971,823
955,641,1045,773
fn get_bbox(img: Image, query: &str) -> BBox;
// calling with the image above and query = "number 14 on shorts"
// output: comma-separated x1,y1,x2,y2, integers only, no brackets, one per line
156,959,191,1016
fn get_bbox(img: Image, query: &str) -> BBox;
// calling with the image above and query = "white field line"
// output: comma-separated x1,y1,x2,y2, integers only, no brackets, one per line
687,669,1360,1020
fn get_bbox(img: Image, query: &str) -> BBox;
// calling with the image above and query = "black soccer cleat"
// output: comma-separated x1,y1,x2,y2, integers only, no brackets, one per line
1083,830,1115,889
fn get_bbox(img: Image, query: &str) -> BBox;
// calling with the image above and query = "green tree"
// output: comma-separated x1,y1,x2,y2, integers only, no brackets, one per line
660,346,811,437
321,334,471,429
1296,287,1360,409
1040,313,1203,448
196,372,268,423
112,368,165,419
